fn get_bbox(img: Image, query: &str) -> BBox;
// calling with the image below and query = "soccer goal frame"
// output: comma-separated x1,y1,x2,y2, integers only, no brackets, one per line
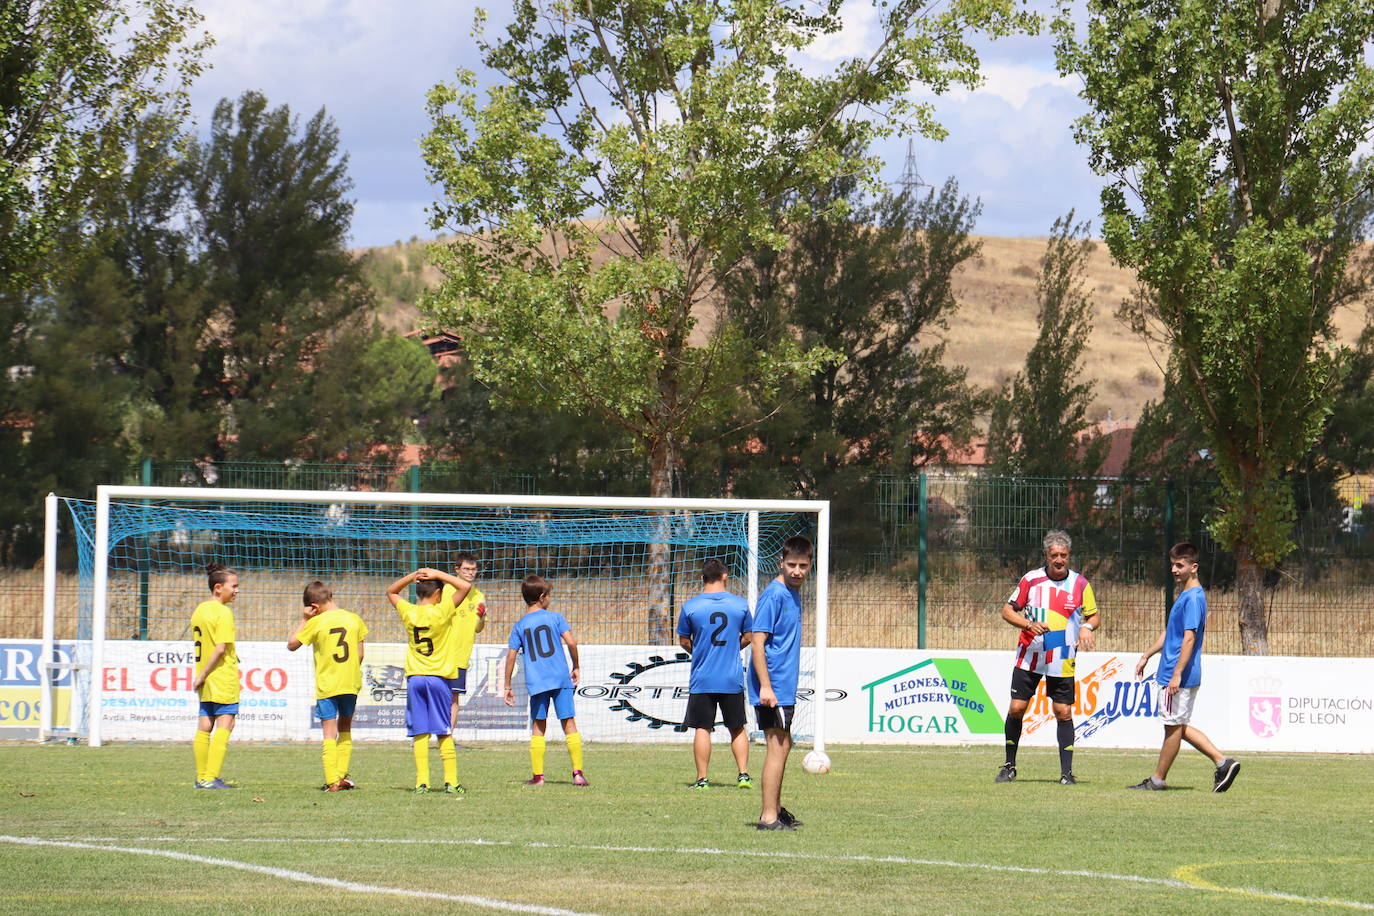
43,485,831,750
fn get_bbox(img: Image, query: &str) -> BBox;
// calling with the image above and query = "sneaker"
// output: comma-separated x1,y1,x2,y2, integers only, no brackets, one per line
443,783,466,796
736,772,753,790
326,781,343,792
339,775,356,790
572,770,589,787
1213,758,1241,793
413,784,430,794
691,778,710,790
1128,777,1166,790
756,819,796,831
522,775,545,786
995,763,1017,783
194,780,213,789
204,778,235,790
778,807,804,827
1059,773,1077,786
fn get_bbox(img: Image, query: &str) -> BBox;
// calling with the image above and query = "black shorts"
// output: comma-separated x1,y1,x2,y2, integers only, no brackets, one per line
1010,668,1075,704
684,691,747,731
754,704,796,732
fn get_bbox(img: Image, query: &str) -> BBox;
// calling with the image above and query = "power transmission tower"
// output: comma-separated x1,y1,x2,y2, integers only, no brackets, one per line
898,139,929,192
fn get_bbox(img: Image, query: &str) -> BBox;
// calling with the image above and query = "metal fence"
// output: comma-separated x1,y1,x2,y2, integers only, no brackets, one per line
12,460,1372,657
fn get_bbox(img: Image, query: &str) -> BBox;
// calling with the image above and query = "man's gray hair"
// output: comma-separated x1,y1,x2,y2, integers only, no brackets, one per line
1043,529,1072,552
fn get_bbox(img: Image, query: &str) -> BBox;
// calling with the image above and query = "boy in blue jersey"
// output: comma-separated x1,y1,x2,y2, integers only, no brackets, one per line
677,558,754,789
503,575,588,787
749,535,812,830
1129,542,1241,793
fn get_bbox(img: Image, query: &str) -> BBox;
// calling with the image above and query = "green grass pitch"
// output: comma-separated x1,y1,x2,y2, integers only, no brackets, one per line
1,742,1372,914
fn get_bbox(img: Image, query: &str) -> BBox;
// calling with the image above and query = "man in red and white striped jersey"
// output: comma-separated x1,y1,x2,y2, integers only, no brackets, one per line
995,529,1100,786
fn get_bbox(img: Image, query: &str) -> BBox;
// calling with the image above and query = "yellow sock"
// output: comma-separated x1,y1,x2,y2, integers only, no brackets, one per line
566,731,584,772
530,735,546,776
206,728,231,780
413,735,430,787
193,731,211,783
439,735,457,786
337,732,353,779
322,738,339,786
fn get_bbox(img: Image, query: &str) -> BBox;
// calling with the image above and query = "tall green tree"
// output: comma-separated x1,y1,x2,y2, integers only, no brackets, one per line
420,0,1034,499
0,0,207,297
1056,0,1374,653
985,212,1105,479
729,176,985,495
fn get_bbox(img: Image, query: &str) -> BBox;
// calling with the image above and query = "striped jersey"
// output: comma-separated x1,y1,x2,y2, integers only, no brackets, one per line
1006,567,1098,677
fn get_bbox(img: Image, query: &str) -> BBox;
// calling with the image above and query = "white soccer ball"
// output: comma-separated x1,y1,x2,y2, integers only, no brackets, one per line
802,750,831,775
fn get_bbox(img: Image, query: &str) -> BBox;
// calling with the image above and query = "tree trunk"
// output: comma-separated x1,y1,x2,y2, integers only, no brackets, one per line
1235,545,1269,655
646,435,674,643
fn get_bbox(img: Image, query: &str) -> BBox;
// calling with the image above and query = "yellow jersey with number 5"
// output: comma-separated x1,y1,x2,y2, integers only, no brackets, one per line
396,599,456,677
297,608,369,699
191,600,240,703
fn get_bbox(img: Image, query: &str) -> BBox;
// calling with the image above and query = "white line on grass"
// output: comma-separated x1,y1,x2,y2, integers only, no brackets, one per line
38,835,1374,911
0,836,606,916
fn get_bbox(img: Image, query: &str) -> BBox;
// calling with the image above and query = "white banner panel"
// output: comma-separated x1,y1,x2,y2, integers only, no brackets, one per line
81,640,1374,752
820,649,1374,754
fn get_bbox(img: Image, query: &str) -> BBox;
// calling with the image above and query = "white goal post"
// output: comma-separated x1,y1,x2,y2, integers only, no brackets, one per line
43,485,831,751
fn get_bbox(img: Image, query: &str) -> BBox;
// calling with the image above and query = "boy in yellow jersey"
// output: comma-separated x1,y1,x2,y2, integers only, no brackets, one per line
441,552,487,729
192,563,240,789
288,580,368,791
386,569,469,795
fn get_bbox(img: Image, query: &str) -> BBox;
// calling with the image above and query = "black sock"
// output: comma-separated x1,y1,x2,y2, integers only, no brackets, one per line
1057,718,1074,774
1004,717,1023,766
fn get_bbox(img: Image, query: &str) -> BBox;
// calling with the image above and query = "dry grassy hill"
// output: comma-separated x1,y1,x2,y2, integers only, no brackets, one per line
360,234,1371,423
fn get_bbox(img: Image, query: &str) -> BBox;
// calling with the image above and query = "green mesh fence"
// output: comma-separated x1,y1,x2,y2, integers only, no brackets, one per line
17,460,1373,658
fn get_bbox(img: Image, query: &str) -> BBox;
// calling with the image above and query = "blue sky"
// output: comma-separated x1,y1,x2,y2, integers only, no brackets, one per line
189,0,1106,249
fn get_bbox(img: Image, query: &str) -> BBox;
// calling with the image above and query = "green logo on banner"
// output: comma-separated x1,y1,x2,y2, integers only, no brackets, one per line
862,658,1002,734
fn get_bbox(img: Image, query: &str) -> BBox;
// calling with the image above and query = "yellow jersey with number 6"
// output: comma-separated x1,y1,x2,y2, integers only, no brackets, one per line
297,608,369,699
191,600,240,703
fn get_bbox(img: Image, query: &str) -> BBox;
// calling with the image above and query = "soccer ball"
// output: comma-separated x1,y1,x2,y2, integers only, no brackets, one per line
802,750,831,775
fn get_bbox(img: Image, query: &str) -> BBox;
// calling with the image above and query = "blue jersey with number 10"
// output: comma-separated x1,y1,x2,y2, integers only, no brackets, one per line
677,592,752,694
508,608,573,696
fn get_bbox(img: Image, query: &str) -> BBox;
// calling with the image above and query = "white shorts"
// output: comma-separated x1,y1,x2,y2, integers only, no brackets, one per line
1158,684,1199,725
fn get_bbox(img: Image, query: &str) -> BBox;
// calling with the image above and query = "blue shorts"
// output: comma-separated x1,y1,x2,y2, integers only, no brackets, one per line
406,675,452,737
447,668,467,694
315,694,358,721
529,686,576,722
199,701,239,717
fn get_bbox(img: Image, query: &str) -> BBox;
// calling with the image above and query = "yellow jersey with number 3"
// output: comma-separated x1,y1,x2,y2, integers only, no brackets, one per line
191,599,240,704
297,608,369,699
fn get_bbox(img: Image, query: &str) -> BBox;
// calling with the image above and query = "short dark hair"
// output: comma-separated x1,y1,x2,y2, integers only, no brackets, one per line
1170,542,1200,563
781,536,813,560
206,562,235,591
302,580,332,606
414,578,441,600
453,550,480,567
522,575,551,605
701,558,728,583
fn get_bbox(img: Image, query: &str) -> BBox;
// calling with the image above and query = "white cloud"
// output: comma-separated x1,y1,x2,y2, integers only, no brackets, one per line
803,0,880,63
948,63,1077,110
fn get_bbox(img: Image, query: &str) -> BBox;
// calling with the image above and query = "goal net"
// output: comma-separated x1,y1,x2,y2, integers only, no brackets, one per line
42,487,831,749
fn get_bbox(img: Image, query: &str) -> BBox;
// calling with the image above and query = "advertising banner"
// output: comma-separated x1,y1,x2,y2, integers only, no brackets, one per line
53,640,1374,753
823,649,1374,754
0,640,73,737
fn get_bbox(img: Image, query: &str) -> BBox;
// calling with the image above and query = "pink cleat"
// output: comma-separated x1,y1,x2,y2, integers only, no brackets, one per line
522,775,546,786
572,770,589,787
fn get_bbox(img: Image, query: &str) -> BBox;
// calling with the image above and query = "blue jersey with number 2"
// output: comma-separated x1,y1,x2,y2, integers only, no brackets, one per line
508,609,573,696
677,592,753,694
